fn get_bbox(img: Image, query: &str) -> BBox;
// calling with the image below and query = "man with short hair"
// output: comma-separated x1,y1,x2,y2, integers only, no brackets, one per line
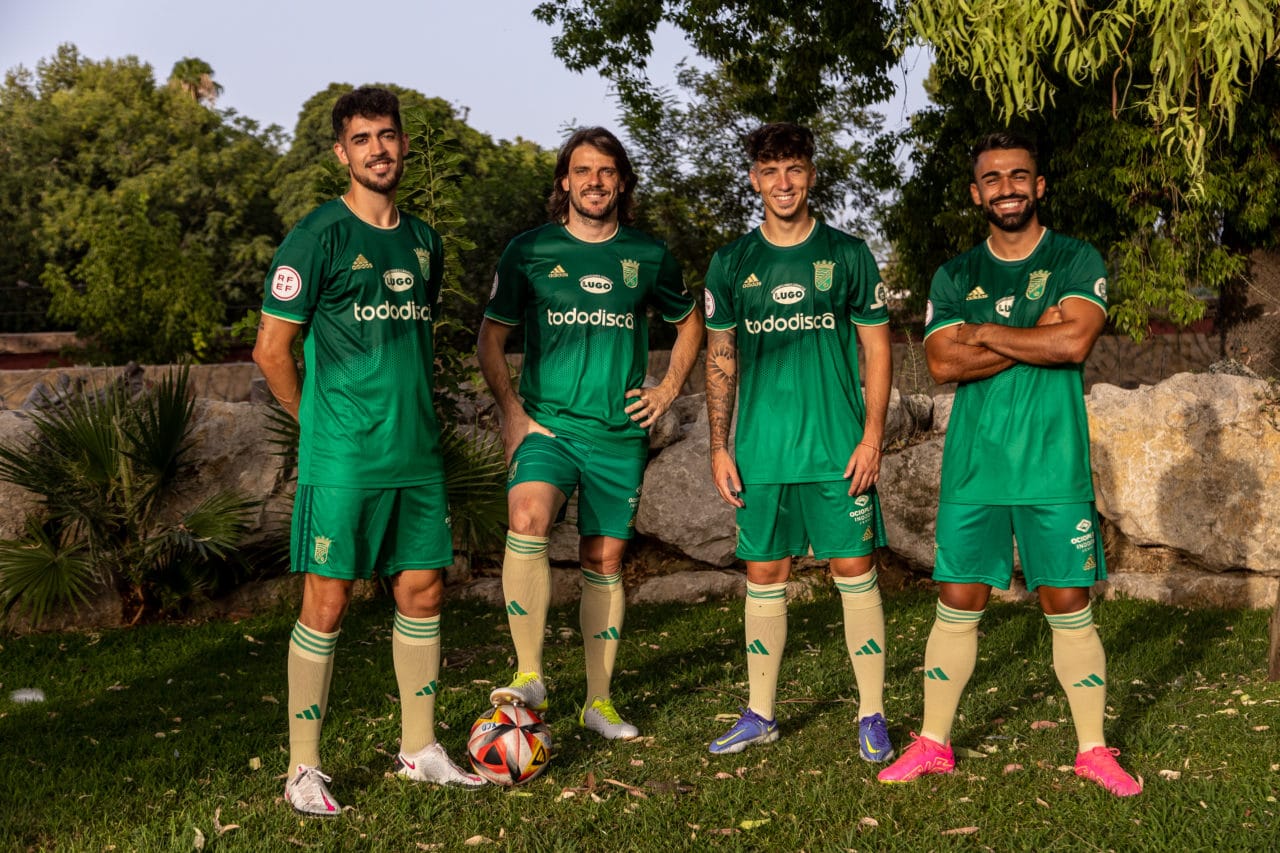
255,85,483,818
877,131,1141,796
703,123,895,761
478,127,703,741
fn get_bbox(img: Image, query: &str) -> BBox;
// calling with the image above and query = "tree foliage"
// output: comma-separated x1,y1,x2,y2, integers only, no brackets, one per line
896,0,1280,195
0,45,282,360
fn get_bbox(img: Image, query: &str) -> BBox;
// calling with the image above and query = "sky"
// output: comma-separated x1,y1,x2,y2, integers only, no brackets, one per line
1,0,929,149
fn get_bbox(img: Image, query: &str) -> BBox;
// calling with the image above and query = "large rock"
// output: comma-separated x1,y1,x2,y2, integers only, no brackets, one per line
636,407,738,566
185,401,291,543
878,436,945,568
1088,373,1280,574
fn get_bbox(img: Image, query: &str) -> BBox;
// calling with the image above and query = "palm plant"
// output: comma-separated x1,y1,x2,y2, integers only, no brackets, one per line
0,367,256,625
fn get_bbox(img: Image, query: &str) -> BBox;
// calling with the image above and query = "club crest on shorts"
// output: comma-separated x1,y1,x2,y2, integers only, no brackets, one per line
813,260,835,292
313,535,332,565
1026,269,1050,300
415,248,432,281
621,259,640,289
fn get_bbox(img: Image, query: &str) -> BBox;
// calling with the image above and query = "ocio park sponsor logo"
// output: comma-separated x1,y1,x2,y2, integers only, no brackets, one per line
383,269,415,292
743,312,836,334
352,300,433,323
546,308,635,329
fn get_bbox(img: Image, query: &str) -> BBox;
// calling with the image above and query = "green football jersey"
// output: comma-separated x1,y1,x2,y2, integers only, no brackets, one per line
261,199,445,488
704,222,890,484
924,229,1108,505
484,223,696,445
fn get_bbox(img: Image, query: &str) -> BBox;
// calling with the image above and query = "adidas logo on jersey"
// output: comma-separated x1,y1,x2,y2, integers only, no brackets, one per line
966,286,989,301
351,254,373,270
549,264,568,278
742,273,762,288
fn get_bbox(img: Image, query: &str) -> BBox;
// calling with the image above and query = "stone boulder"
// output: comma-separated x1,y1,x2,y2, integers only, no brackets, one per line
877,436,945,568
1088,373,1280,574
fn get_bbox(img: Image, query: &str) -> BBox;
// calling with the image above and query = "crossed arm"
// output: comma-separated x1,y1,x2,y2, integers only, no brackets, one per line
925,298,1106,385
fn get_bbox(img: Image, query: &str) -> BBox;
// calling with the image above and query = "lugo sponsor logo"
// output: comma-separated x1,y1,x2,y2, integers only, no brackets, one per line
546,308,635,328
383,269,415,292
352,300,433,322
995,295,1014,317
743,312,836,334
771,284,805,305
580,274,613,294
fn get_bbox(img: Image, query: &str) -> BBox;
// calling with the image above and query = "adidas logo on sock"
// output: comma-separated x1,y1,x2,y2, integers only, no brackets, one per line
415,680,439,697
351,254,373,270
742,273,762,288
549,264,568,278
746,639,769,655
295,703,322,720
1072,673,1105,688
854,638,883,656
593,626,620,640
924,667,950,681
506,601,528,616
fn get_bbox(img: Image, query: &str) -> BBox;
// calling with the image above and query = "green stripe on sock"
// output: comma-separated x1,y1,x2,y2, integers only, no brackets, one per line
394,611,440,641
936,601,984,625
506,533,548,556
581,569,621,587
291,623,338,656
747,582,788,601
1046,606,1093,631
834,570,879,595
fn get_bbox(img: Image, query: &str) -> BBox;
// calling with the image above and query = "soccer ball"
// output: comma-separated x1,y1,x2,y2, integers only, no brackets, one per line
467,703,552,786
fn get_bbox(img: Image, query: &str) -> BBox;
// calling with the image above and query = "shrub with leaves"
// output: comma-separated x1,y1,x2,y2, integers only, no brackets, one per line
0,367,257,625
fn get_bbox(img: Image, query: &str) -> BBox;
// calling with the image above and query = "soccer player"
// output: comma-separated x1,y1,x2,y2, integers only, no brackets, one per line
703,123,895,761
254,86,483,817
478,127,703,740
876,132,1141,796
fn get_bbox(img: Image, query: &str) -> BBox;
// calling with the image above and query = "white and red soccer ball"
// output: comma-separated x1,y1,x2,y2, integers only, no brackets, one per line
467,703,552,786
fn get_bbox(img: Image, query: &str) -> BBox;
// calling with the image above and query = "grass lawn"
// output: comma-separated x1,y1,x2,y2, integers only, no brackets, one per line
1,587,1277,851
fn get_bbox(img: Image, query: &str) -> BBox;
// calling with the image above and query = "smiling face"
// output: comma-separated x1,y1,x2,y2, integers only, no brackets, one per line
970,147,1045,233
561,143,623,225
334,113,408,195
749,156,816,224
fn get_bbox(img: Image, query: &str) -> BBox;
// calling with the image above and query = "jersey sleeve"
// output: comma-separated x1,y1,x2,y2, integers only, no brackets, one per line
261,226,327,324
923,265,963,340
848,241,890,326
703,250,736,331
483,239,529,326
652,248,696,323
1059,241,1109,313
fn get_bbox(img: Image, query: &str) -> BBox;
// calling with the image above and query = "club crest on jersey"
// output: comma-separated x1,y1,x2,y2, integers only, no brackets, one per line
313,536,332,565
271,266,302,301
996,295,1014,317
813,260,835,292
414,248,432,281
621,259,640,289
771,284,805,305
580,274,612,294
1026,269,1050,300
383,269,415,292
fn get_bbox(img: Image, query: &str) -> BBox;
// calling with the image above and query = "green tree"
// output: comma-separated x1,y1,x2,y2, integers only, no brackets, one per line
0,45,282,359
168,56,224,105
0,368,257,625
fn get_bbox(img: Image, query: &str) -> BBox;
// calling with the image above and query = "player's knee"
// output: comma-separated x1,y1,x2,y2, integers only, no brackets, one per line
393,571,444,617
507,501,554,537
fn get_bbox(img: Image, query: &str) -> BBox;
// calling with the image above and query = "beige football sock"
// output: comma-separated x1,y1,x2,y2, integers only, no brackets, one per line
1048,605,1109,752
287,621,339,774
920,601,983,745
745,581,788,720
502,533,550,676
835,570,886,719
580,568,625,703
392,610,441,755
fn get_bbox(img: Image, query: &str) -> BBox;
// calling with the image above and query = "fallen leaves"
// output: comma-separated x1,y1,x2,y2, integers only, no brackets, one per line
941,826,979,836
1029,720,1058,731
1159,769,1182,780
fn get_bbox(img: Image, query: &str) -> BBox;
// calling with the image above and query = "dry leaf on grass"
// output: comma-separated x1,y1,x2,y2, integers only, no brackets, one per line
1030,720,1058,730
739,819,770,830
213,807,239,835
859,817,879,828
463,836,493,846
1003,764,1023,774
603,778,648,798
940,826,979,836
714,772,734,780
1159,770,1182,780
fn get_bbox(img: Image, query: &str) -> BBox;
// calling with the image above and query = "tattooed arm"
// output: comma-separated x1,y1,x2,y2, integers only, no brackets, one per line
706,327,744,508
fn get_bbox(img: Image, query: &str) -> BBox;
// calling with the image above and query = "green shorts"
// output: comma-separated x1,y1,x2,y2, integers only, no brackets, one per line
933,501,1106,590
735,481,888,562
291,482,453,579
507,433,646,540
